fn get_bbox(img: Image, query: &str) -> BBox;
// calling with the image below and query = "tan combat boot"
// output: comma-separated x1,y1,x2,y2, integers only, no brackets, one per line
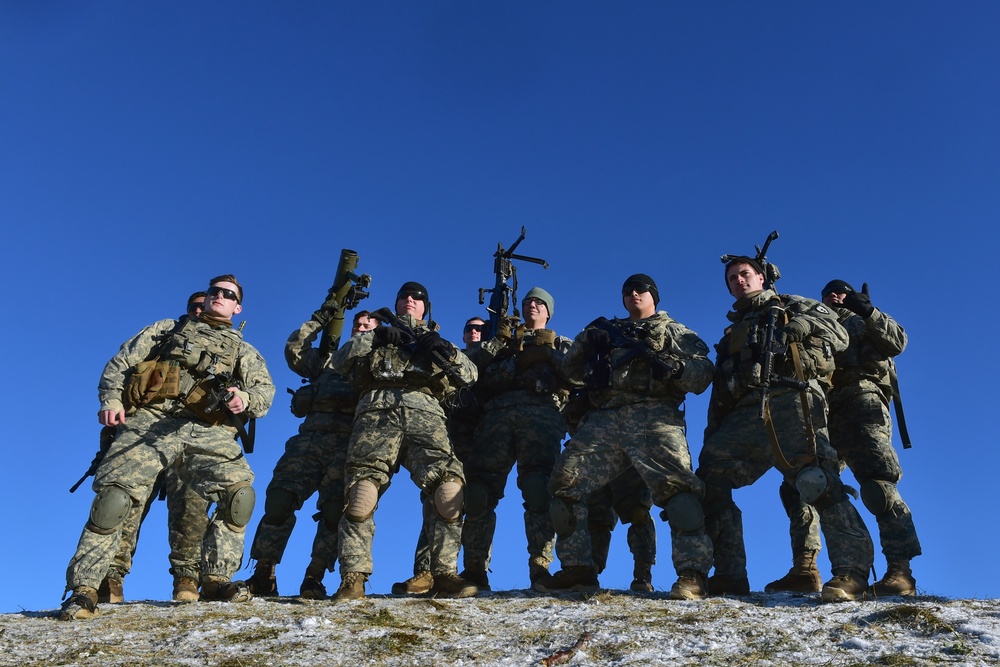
871,561,916,597
821,571,869,602
97,576,124,604
391,570,434,595
172,576,200,602
246,559,278,597
333,572,368,601
528,556,550,586
764,550,822,593
532,565,600,594
669,571,707,600
432,572,479,599
59,586,99,621
299,558,328,600
200,576,252,602
706,573,751,596
630,561,654,592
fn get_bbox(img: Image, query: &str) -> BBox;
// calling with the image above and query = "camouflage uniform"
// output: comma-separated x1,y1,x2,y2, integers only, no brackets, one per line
780,303,919,565
64,316,274,593
587,465,656,584
462,327,571,579
548,311,715,578
248,316,356,580
331,315,477,578
697,289,874,584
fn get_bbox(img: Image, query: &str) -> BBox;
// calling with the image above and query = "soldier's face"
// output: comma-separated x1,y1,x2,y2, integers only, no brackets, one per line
187,297,206,317
463,319,485,346
396,295,425,320
823,292,847,308
522,298,549,329
353,315,377,335
623,288,656,320
204,281,242,318
726,263,765,299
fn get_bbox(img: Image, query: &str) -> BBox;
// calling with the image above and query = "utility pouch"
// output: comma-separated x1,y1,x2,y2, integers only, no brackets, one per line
185,381,230,425
123,360,182,413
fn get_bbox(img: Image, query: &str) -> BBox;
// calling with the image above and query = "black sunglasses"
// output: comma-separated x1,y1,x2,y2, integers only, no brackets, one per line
622,283,652,296
464,323,486,333
187,302,205,313
207,286,239,301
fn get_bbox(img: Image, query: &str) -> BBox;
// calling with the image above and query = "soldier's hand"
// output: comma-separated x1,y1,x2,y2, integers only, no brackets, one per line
98,409,126,426
581,327,612,353
778,318,810,345
496,316,520,341
842,284,874,318
652,356,685,380
225,388,246,414
372,325,404,348
415,331,454,359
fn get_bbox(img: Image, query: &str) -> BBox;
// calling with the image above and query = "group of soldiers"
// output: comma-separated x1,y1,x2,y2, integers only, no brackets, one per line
58,253,919,620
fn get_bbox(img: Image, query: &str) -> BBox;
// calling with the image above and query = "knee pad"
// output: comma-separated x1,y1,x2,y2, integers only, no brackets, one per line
520,472,550,515
860,479,899,516
662,492,705,533
550,496,578,538
794,466,829,505
778,480,801,518
88,486,133,534
318,496,344,532
262,488,299,525
464,480,491,520
433,477,464,523
700,483,733,518
345,479,379,522
222,482,256,528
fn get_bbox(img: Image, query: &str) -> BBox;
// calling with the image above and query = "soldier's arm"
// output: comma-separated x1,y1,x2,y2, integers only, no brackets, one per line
560,330,592,385
233,342,276,418
665,327,715,395
789,297,850,353
448,341,479,386
864,309,908,357
330,331,372,377
284,317,327,379
97,319,177,415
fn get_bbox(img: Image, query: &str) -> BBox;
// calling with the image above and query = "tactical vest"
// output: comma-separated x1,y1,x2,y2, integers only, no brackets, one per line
606,318,686,404
352,345,450,401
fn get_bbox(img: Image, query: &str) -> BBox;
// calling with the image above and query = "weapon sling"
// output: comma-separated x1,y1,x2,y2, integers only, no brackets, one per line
762,309,818,472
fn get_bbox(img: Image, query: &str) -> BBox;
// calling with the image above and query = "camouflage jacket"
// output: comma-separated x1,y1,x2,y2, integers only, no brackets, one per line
285,315,358,430
828,306,907,405
468,327,573,411
562,311,714,411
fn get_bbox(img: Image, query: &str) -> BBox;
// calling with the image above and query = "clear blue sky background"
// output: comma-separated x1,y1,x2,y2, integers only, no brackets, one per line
1,2,995,613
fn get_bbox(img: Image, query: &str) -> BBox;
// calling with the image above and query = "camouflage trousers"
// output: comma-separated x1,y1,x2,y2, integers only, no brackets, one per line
548,401,712,576
338,406,465,576
462,404,564,574
697,389,874,580
249,417,352,573
587,465,656,574
66,409,254,591
780,389,921,563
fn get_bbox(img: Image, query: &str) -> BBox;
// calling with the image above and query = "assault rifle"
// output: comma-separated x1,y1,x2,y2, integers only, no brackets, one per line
721,229,781,290
319,249,372,358
478,227,549,339
69,427,115,493
587,317,684,380
750,298,809,420
370,307,470,388
201,369,256,453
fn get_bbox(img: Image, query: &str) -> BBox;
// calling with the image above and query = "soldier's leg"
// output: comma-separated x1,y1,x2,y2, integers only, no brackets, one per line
514,406,565,575
763,481,823,593
166,462,211,583
462,409,514,575
586,485,617,575
611,468,656,589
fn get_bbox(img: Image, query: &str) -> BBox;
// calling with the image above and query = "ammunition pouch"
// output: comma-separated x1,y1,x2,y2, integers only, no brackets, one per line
123,360,182,414
289,377,357,418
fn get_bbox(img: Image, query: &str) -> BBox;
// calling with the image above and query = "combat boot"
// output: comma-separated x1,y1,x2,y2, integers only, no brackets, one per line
391,570,434,595
59,586,99,621
246,559,278,597
200,577,253,602
332,572,368,601
821,571,869,602
172,576,200,602
764,550,822,593
669,571,707,601
630,561,654,592
97,576,124,604
431,572,479,599
528,557,550,586
299,558,328,600
532,565,600,594
459,568,491,591
706,573,751,596
871,561,916,597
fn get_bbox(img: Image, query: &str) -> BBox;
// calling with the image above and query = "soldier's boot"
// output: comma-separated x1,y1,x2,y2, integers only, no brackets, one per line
871,561,917,597
532,565,600,594
200,576,253,603
459,568,491,591
630,561,654,592
764,550,823,593
299,558,328,600
706,573,751,596
431,572,480,599
59,586,99,621
821,571,869,603
97,576,124,604
246,560,278,597
668,571,707,601
332,572,368,601
391,570,434,595
528,557,550,586
172,576,200,603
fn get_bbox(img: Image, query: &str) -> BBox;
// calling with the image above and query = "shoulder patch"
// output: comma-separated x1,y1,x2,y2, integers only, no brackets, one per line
816,305,831,314
694,340,709,351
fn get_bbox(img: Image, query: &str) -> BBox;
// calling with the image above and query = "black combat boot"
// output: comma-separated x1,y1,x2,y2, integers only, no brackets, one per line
247,559,278,597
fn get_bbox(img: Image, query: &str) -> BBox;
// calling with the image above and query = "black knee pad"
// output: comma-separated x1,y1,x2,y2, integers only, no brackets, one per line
464,480,492,521
318,496,343,532
778,480,801,518
262,487,300,525
662,492,705,533
520,472,550,515
860,479,899,516
550,496,579,538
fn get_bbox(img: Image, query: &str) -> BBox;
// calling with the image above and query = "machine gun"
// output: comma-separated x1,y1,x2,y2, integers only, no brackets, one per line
370,307,470,388
750,299,809,420
319,249,372,358
587,317,684,380
721,229,781,290
478,227,549,339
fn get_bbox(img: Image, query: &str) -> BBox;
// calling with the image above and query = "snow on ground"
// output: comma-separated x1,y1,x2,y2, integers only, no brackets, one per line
3,590,999,666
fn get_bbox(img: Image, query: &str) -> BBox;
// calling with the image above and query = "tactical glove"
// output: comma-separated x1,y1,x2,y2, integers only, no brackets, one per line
495,316,520,342
842,283,874,318
415,331,454,360
312,308,334,327
372,326,404,348
778,318,811,345
581,327,612,353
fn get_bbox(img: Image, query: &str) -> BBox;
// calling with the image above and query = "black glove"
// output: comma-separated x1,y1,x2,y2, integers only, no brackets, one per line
842,283,874,318
415,331,453,359
581,327,612,353
372,326,404,348
778,318,810,345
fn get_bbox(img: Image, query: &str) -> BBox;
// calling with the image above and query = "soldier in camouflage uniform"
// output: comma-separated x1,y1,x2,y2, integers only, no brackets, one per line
536,274,715,600
246,309,377,599
392,316,486,596
765,279,918,597
460,287,570,589
697,258,875,602
330,282,480,600
60,275,275,620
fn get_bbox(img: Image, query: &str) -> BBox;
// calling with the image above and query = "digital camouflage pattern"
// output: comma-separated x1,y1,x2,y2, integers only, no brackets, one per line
550,311,715,577
587,465,656,575
697,289,875,580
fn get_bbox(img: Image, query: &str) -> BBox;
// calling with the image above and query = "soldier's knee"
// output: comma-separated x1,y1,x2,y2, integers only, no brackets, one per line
221,482,256,529
432,477,464,524
345,479,379,522
317,497,343,532
860,479,900,516
795,466,846,512
262,488,300,525
700,483,732,518
87,485,133,535
464,480,492,521
550,496,580,538
777,480,801,518
520,472,550,515
660,492,705,534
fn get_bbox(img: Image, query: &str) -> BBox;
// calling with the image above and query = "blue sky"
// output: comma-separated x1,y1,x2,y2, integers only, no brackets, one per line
1,2,996,613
